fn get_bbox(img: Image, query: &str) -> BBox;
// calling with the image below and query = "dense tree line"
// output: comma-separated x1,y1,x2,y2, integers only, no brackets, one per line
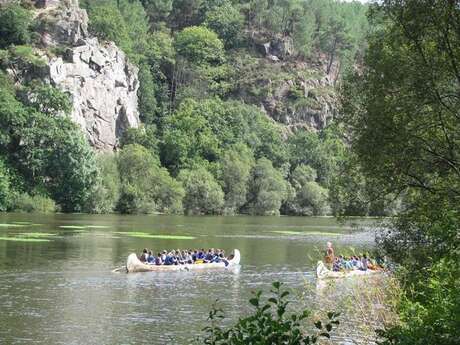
0,0,373,215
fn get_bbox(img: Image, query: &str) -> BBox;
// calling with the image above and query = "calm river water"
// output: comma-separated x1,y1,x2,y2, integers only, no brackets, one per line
0,214,381,345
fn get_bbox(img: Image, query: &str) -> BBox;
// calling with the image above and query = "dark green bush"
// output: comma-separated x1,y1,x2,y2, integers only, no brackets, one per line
0,4,32,48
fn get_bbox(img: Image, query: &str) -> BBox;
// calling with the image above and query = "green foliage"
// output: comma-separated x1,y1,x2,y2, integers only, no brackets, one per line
286,164,330,215
0,0,370,218
46,130,98,212
297,181,329,215
139,0,173,27
117,144,158,214
11,193,56,213
246,158,288,215
137,64,158,124
174,26,224,65
117,144,184,214
0,159,12,211
341,0,460,343
0,73,27,148
0,74,97,212
378,257,460,345
291,164,317,185
204,2,245,49
0,4,32,48
117,0,151,59
242,0,367,64
119,125,158,152
161,98,287,173
161,99,221,172
85,154,120,214
292,9,315,57
145,27,175,68
201,281,339,344
21,82,72,116
328,154,371,216
218,144,254,214
167,0,204,30
178,166,224,215
0,45,46,69
86,2,133,54
288,127,346,187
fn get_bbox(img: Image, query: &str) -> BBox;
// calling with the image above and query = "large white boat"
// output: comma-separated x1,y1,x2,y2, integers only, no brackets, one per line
125,249,241,273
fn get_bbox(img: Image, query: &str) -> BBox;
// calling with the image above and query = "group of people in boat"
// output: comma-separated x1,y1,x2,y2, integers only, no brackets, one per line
324,242,384,272
138,248,229,266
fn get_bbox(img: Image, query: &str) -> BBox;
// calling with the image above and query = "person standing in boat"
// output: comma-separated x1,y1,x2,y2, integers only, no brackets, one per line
324,242,335,268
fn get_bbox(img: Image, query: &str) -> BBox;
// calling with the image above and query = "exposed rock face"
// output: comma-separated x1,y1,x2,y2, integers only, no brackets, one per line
262,69,337,131
257,35,294,61
248,34,338,131
37,0,88,47
35,0,140,150
49,39,139,150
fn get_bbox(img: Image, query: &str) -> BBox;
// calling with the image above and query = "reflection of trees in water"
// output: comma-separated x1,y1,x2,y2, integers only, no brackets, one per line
305,275,399,344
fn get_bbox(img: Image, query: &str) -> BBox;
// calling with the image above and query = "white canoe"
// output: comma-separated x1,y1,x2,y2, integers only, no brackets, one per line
316,261,382,279
126,249,241,273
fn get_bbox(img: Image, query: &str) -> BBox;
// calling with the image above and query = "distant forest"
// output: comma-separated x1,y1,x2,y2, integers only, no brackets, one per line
0,0,383,216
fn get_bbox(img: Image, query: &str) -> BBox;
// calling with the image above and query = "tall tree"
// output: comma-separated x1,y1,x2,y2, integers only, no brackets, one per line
341,1,460,343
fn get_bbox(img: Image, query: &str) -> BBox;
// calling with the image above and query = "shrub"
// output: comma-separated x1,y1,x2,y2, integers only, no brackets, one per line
117,184,156,214
0,159,12,211
46,130,99,212
3,45,46,68
117,144,184,214
11,193,56,213
247,158,288,215
178,167,224,215
201,281,339,344
218,144,254,214
86,3,132,54
378,258,460,345
85,154,120,214
174,26,224,66
204,2,244,49
0,4,32,48
287,165,330,215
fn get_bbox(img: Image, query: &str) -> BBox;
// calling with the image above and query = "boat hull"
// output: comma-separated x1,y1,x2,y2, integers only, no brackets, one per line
316,261,382,279
126,249,241,273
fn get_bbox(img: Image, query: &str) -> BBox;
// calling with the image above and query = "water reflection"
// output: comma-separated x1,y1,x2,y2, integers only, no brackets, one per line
0,213,382,344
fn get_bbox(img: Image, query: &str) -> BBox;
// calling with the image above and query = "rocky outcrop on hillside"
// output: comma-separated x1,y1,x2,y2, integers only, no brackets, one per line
34,0,140,150
234,40,338,132
262,71,337,131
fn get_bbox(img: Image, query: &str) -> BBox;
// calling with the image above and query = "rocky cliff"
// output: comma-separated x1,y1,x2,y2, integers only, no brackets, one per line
236,35,339,132
35,0,140,150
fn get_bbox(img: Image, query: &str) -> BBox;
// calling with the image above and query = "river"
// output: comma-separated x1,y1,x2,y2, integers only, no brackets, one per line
0,213,386,345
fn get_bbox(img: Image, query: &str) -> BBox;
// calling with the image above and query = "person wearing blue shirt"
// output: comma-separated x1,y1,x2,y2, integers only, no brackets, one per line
205,249,214,262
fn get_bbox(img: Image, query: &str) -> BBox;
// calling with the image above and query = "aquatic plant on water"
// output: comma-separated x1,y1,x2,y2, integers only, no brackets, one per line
18,232,57,237
0,223,27,228
0,236,50,242
116,232,196,240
